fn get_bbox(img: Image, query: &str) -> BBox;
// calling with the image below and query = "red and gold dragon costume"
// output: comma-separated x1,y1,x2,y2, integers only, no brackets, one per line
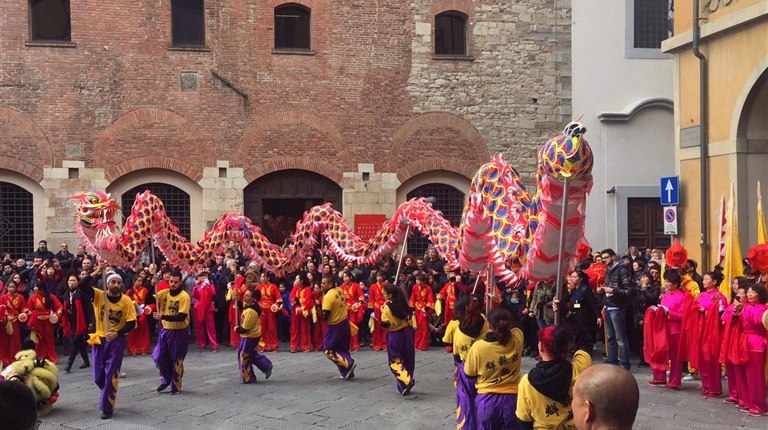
72,122,592,284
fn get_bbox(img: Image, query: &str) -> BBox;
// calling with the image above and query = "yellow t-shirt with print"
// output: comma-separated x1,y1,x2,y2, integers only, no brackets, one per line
322,287,348,325
442,316,490,363
157,289,191,330
381,303,412,332
464,327,524,394
239,307,262,338
515,350,593,430
92,289,137,337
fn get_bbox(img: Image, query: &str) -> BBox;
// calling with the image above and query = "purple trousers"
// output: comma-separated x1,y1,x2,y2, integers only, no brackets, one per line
387,327,415,394
456,362,478,429
153,328,189,393
93,335,126,414
475,392,521,430
323,318,355,377
237,337,273,383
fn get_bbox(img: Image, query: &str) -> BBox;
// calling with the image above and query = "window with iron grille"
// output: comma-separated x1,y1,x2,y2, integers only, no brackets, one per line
406,183,465,258
121,183,191,241
171,0,205,47
0,182,34,260
275,4,311,49
29,0,71,42
633,0,672,49
435,11,467,55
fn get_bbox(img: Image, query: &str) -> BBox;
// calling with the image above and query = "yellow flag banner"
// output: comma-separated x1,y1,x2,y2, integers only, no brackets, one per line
722,182,744,303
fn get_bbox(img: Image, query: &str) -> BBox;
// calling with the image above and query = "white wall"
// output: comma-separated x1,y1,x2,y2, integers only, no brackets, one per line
573,0,674,251
0,169,46,248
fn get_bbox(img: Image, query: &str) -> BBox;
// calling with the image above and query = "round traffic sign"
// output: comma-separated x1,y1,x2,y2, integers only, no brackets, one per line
664,208,676,223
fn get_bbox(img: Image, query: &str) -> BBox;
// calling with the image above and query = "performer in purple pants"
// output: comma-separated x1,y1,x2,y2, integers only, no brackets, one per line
381,284,415,395
235,288,273,383
153,270,191,394
320,275,356,379
79,267,137,420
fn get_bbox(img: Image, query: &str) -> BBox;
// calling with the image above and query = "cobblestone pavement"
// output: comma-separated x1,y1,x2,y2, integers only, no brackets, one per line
38,343,766,429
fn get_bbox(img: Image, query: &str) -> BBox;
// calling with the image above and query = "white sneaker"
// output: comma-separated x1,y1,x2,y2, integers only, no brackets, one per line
682,373,699,381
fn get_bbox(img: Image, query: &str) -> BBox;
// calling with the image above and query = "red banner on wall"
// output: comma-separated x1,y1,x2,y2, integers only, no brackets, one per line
354,214,388,242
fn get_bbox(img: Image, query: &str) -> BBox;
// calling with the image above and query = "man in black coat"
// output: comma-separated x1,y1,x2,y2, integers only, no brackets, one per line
598,248,635,371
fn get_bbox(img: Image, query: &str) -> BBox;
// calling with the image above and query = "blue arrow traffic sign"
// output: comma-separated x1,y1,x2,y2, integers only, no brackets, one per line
660,176,679,206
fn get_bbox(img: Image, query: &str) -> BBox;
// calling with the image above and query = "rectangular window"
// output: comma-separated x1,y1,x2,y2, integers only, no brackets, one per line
29,0,71,42
275,6,311,50
633,0,671,49
172,0,205,47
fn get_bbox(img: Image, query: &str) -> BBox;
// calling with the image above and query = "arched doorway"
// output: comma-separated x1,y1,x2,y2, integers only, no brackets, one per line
244,170,342,246
406,183,466,258
0,182,34,259
121,183,191,240
737,67,768,245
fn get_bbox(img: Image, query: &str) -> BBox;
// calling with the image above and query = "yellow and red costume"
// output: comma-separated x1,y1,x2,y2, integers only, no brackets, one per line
311,290,327,351
409,282,435,351
228,275,248,347
340,281,365,351
27,292,64,363
257,281,282,351
127,286,151,355
368,281,388,351
0,291,27,365
289,284,313,352
437,281,458,353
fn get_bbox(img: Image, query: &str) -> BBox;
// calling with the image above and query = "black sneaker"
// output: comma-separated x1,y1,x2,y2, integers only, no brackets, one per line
265,366,273,380
347,370,355,380
344,362,357,380
401,380,415,396
100,412,113,420
156,383,169,393
80,363,90,369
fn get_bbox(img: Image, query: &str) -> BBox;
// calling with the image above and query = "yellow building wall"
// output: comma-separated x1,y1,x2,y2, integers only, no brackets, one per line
680,159,702,265
678,24,768,142
676,1,765,35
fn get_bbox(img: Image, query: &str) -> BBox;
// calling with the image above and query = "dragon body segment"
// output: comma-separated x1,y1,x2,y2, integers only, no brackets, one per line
72,122,592,283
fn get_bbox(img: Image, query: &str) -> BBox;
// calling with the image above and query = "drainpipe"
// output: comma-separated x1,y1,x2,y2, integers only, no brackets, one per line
693,0,709,266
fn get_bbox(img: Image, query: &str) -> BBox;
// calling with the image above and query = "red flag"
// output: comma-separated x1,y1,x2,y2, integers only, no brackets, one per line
678,293,703,369
643,307,669,371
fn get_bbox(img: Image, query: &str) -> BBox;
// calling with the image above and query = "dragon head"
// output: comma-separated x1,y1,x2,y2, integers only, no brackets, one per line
70,191,121,229
538,120,593,181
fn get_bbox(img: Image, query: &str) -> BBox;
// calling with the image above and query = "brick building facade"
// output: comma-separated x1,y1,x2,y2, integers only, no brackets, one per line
0,0,571,258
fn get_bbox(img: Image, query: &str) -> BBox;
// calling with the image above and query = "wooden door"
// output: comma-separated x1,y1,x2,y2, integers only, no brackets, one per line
627,198,667,250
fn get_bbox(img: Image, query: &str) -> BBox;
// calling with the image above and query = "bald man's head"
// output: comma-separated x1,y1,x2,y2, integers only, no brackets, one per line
572,364,639,430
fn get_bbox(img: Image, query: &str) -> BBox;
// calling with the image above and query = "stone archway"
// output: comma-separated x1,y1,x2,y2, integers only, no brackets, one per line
244,169,342,246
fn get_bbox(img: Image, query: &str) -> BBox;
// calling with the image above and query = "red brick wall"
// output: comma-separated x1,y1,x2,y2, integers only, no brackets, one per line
0,0,559,184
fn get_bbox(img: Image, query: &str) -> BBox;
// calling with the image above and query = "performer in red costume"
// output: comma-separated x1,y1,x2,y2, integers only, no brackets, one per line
311,282,327,351
0,281,28,365
227,271,248,347
409,273,435,351
289,274,312,352
694,271,727,398
732,283,768,416
257,272,282,352
340,271,365,352
646,270,686,390
127,277,152,355
27,280,64,363
436,271,459,353
368,271,388,351
192,272,218,351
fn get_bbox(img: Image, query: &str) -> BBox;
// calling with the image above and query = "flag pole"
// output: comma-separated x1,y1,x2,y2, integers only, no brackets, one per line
553,177,570,327
393,223,411,292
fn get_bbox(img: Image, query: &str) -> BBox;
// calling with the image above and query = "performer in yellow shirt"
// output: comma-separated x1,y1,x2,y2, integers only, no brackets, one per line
516,325,593,430
152,270,191,395
442,296,489,429
321,275,357,380
235,288,273,383
464,308,524,429
381,284,416,396
78,265,136,420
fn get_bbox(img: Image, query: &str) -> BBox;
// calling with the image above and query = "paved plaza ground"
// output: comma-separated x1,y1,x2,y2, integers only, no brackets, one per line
38,343,765,429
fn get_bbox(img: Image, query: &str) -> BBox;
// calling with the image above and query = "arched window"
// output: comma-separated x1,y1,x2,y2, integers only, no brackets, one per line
121,183,191,241
406,183,465,258
0,182,34,259
29,0,71,42
274,4,311,50
435,11,467,55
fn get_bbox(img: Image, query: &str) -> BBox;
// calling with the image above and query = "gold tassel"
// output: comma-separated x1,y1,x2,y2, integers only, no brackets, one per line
5,320,13,336
435,300,443,317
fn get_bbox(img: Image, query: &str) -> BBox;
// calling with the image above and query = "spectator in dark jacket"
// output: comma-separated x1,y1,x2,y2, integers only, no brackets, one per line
54,243,74,271
555,270,601,352
34,240,55,263
632,271,660,367
598,248,635,370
